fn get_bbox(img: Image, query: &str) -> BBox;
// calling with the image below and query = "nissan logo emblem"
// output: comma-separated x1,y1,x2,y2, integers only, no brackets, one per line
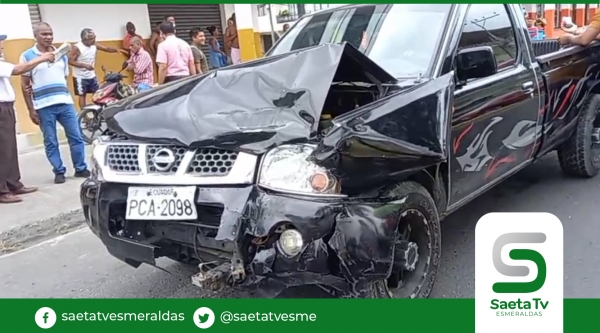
152,148,176,171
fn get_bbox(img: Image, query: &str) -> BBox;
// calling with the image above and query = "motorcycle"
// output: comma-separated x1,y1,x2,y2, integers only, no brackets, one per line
78,61,137,144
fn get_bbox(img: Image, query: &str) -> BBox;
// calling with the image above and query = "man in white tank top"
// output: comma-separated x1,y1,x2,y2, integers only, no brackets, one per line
68,28,126,109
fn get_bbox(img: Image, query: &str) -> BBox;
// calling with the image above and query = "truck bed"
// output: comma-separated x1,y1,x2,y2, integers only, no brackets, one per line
531,39,561,57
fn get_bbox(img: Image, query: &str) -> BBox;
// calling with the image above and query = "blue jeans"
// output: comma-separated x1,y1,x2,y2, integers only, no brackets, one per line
137,83,152,92
37,103,87,175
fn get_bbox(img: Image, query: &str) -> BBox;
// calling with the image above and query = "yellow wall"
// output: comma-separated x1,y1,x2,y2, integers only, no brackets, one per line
253,32,264,58
4,38,149,134
238,28,258,62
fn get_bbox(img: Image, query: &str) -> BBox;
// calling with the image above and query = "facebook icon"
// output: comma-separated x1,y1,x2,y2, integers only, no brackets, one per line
35,307,57,329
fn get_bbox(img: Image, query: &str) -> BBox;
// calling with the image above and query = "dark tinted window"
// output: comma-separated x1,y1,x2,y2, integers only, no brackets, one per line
289,11,335,51
340,5,377,50
268,4,452,78
458,4,518,72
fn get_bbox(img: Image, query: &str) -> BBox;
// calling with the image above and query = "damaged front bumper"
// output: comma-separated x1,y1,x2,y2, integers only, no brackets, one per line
80,179,402,298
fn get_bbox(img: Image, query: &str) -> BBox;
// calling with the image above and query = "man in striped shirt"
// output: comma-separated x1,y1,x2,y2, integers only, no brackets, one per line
127,36,154,92
20,22,89,184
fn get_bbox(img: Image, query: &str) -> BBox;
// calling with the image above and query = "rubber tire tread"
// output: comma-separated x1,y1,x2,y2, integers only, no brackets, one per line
557,94,600,178
366,181,441,299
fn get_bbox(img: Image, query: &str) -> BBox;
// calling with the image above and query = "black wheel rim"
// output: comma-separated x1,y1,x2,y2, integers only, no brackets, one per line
79,111,106,140
387,208,432,298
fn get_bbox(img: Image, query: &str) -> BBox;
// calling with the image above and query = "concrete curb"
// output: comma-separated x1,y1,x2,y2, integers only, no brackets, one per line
17,128,67,154
0,208,86,255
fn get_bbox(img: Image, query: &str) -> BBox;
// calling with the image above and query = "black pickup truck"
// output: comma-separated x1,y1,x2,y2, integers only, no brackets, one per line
80,4,600,298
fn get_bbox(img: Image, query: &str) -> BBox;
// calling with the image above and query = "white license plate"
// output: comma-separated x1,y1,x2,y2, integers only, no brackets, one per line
125,186,197,220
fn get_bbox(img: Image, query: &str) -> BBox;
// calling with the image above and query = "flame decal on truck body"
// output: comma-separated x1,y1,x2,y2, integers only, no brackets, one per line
455,117,503,172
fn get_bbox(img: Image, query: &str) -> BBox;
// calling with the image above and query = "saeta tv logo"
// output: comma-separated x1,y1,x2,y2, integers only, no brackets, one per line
492,232,546,293
490,232,548,312
475,213,563,333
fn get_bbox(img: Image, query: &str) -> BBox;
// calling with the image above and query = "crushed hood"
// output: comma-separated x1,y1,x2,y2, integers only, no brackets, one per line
103,43,396,155
308,72,455,190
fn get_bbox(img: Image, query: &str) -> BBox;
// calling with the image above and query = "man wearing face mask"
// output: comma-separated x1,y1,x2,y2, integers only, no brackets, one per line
0,33,55,203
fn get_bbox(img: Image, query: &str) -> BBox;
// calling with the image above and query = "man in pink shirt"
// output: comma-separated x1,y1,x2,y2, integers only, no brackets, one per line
156,21,195,84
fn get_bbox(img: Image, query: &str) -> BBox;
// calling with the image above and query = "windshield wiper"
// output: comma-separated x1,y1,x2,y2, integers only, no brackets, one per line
414,73,425,83
395,73,425,84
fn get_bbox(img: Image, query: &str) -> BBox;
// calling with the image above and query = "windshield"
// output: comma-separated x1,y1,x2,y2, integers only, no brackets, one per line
267,4,452,78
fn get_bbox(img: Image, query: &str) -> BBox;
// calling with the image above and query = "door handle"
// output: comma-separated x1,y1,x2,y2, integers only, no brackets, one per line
521,81,535,93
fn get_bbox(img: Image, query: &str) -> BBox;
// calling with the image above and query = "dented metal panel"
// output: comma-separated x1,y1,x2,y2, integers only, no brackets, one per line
103,43,396,155
310,73,454,189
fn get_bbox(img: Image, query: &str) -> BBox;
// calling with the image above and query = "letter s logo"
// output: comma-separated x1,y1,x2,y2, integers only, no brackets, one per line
492,232,547,293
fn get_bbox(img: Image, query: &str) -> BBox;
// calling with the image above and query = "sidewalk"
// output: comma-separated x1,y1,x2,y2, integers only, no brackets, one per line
17,128,67,154
0,144,91,238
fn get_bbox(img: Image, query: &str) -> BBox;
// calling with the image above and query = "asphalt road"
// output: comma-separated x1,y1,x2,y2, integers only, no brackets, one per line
1,153,598,298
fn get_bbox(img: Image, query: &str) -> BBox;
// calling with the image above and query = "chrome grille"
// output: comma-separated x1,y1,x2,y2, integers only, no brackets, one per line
104,144,239,177
106,145,141,172
97,140,257,185
146,145,186,173
187,149,238,176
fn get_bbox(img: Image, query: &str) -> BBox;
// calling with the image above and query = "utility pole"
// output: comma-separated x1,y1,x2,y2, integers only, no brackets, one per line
296,4,306,17
267,4,277,45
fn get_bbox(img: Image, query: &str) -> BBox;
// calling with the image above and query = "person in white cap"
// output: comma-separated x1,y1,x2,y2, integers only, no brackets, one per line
0,33,55,204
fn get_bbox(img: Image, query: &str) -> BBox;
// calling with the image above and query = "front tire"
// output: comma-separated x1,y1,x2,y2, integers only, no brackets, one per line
367,181,441,299
557,94,600,177
78,108,105,144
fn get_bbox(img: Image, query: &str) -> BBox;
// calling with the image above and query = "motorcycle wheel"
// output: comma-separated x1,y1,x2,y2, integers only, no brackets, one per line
78,108,106,144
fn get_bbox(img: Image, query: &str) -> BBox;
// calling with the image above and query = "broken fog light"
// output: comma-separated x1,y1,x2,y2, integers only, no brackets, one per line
258,144,345,197
277,229,304,257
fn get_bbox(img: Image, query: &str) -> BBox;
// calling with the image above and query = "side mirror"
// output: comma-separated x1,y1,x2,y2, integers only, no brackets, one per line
455,46,497,83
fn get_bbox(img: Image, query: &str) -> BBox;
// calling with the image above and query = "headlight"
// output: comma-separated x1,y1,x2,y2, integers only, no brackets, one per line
277,229,304,257
258,144,344,197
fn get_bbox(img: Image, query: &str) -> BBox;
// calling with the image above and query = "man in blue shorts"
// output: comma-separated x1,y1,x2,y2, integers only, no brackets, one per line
69,28,124,109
